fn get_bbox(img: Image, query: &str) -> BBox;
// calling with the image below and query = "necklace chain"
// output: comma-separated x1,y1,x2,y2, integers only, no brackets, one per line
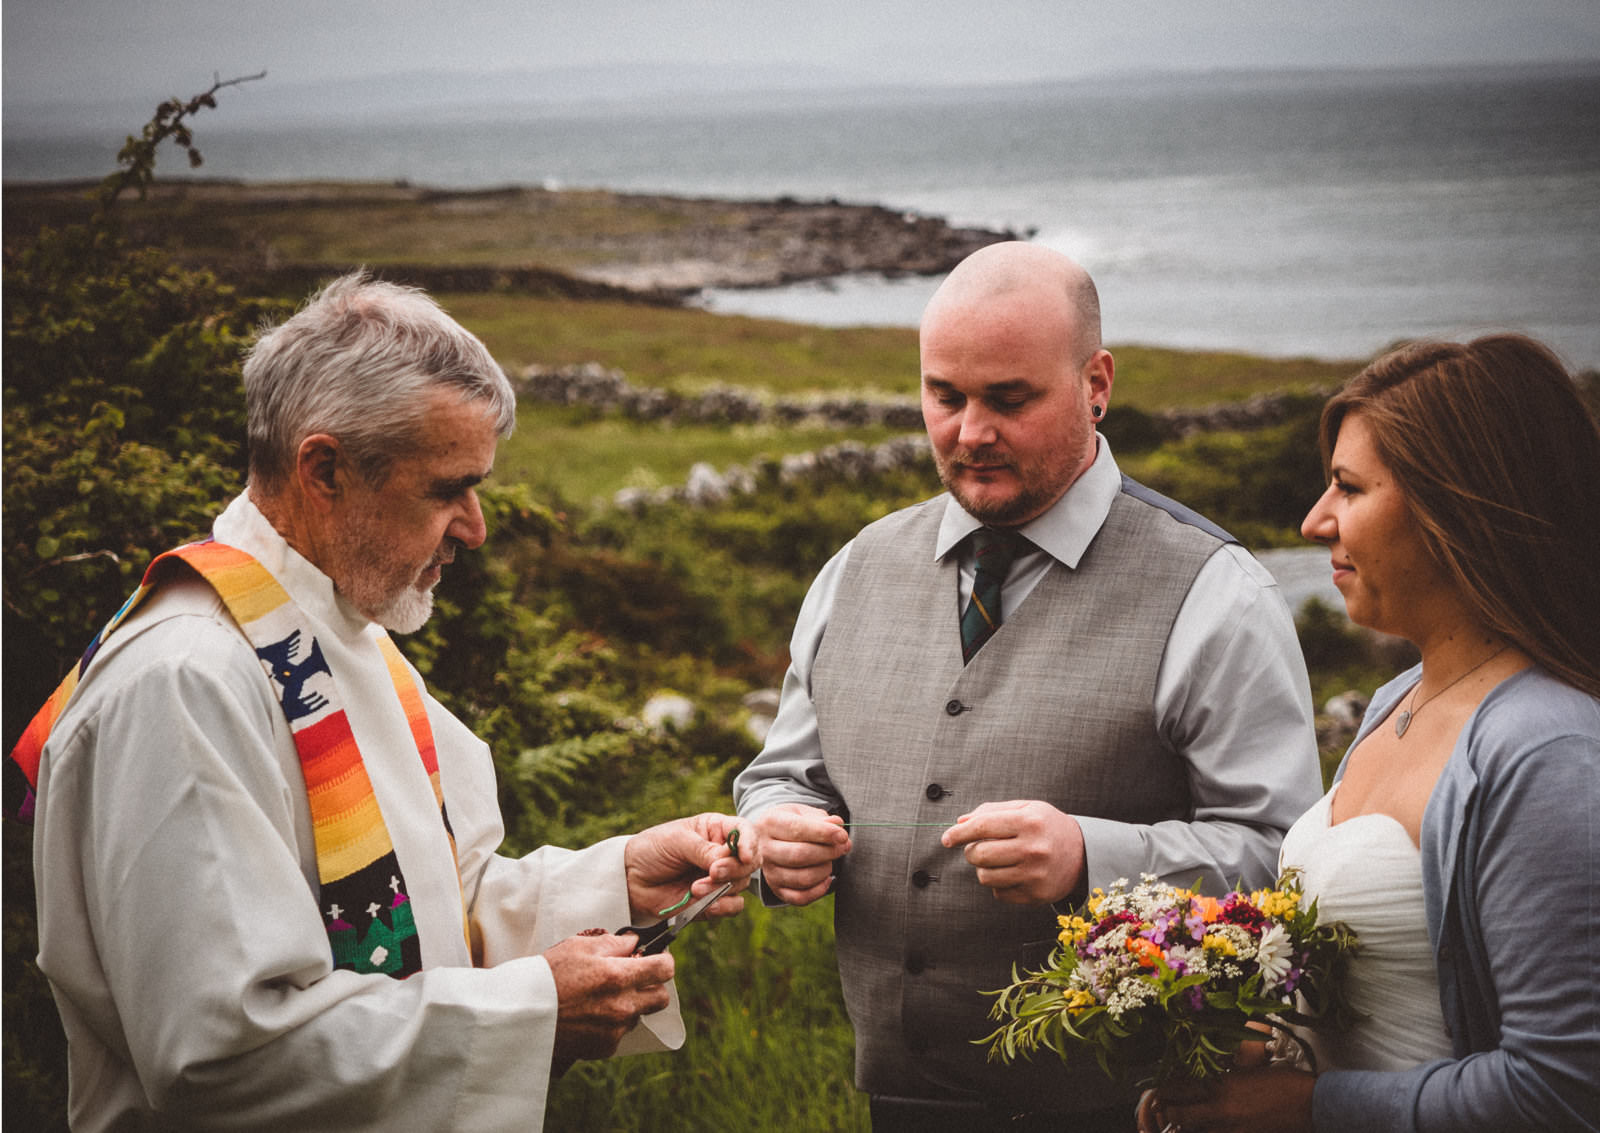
1394,644,1508,738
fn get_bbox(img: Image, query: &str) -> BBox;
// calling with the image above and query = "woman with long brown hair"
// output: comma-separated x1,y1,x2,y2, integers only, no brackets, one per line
1146,335,1600,1131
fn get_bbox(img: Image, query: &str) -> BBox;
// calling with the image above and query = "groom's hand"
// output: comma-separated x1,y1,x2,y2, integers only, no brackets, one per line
751,803,852,906
942,799,1085,905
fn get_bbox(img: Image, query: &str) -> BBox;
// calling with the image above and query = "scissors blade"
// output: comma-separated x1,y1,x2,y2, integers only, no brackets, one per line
669,881,733,933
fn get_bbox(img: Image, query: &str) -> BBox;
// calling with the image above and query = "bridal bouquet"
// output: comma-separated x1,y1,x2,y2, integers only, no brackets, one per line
980,871,1358,1086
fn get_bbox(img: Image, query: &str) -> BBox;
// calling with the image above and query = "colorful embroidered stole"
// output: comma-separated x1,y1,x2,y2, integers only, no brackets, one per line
7,540,467,979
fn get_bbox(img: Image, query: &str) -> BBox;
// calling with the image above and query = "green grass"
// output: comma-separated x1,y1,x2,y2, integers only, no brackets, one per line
548,898,870,1131
442,293,1362,404
442,293,924,394
464,295,1366,508
1109,344,1364,409
497,406,909,507
5,182,762,272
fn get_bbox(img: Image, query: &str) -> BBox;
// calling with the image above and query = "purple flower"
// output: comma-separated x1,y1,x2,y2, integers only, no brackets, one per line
1145,908,1185,946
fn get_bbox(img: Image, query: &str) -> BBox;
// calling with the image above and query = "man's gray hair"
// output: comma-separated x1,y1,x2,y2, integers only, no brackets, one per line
243,271,516,491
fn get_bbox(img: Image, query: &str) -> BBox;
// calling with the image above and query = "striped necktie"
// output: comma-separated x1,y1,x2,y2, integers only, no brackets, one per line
960,527,1028,663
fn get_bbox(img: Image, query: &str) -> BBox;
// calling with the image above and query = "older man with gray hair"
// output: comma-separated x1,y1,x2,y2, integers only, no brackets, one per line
15,272,755,1131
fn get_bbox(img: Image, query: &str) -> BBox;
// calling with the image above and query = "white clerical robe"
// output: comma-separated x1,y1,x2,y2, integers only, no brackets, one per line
31,493,681,1131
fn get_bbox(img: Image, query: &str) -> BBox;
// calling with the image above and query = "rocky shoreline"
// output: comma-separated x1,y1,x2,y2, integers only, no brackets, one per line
565,193,1030,293
1,180,1026,301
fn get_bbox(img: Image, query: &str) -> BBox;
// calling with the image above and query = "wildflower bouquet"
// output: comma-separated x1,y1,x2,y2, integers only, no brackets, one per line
980,871,1358,1086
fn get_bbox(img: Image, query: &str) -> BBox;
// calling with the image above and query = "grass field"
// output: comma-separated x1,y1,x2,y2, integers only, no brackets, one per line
443,291,1362,404
448,292,1364,509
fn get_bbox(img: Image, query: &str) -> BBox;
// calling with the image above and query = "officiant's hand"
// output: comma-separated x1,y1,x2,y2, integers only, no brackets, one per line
624,812,758,923
941,800,1085,905
751,803,852,906
1142,1067,1315,1133
545,932,674,1075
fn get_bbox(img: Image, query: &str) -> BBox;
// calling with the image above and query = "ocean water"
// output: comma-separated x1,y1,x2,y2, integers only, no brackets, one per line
7,64,1598,366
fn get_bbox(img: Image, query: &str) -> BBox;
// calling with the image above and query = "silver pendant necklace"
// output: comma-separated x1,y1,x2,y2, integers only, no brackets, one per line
1394,645,1508,738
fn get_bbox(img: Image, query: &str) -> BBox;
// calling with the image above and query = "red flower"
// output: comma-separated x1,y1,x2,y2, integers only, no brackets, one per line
1219,894,1266,933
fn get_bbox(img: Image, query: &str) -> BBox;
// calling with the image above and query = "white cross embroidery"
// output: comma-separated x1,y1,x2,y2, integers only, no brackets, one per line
367,902,382,919
326,903,343,922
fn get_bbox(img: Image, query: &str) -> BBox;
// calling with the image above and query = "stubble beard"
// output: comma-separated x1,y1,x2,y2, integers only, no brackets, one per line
935,449,1064,527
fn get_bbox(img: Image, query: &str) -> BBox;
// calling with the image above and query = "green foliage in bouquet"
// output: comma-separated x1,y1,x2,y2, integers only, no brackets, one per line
981,871,1360,1087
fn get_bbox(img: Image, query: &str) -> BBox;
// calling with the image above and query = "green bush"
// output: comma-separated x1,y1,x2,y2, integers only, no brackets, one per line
2,81,284,1133
1121,409,1326,546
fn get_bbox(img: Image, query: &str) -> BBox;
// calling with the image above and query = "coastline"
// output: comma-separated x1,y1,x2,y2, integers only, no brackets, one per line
1,178,1025,299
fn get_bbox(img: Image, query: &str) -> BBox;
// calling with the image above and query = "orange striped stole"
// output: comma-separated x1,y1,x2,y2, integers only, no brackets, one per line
7,540,467,978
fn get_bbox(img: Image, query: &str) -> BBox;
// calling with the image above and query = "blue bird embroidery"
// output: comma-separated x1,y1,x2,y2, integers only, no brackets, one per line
255,631,332,721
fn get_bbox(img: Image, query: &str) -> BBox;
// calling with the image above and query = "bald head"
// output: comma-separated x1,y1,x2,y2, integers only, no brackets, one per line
917,241,1115,526
923,241,1103,362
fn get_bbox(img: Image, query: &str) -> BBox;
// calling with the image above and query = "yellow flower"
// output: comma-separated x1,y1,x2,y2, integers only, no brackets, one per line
1064,989,1098,1013
1202,932,1238,957
1251,889,1300,919
1057,915,1093,948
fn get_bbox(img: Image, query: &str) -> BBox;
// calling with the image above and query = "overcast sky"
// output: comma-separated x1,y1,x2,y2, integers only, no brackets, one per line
5,0,1599,110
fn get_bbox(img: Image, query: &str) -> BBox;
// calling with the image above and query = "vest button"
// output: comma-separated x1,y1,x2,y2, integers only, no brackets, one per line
925,783,947,801
912,869,933,888
945,699,965,716
905,951,926,975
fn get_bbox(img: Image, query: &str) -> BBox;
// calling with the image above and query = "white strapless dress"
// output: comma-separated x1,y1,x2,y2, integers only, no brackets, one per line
1277,786,1455,1071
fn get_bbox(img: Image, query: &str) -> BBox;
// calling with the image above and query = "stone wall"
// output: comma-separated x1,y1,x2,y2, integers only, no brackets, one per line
515,362,1328,437
516,362,925,430
614,436,934,513
513,363,1341,511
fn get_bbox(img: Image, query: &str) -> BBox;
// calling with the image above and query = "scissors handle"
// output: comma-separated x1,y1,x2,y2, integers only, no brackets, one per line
615,919,675,955
615,880,734,955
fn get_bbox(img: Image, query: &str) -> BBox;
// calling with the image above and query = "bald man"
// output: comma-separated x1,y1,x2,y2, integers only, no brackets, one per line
734,243,1322,1131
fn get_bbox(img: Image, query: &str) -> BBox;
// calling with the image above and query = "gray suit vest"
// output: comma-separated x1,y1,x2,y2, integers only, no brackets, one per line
811,482,1228,1109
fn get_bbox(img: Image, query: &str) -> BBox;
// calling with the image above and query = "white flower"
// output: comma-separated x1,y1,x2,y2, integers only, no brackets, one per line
1105,975,1159,1018
1255,923,1294,991
1206,923,1255,957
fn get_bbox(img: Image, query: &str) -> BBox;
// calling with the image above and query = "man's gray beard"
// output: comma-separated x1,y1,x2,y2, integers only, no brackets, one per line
372,585,435,635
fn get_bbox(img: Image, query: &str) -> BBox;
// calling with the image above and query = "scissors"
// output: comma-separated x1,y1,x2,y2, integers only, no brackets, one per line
615,881,733,956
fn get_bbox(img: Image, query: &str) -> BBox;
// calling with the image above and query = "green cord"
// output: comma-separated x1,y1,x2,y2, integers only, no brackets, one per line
656,890,693,916
655,827,745,916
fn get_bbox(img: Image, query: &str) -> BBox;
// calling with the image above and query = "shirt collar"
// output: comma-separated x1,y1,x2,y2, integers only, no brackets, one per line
213,491,376,640
934,437,1122,568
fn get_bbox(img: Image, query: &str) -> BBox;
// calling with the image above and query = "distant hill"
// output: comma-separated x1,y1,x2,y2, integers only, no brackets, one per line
13,58,1595,139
